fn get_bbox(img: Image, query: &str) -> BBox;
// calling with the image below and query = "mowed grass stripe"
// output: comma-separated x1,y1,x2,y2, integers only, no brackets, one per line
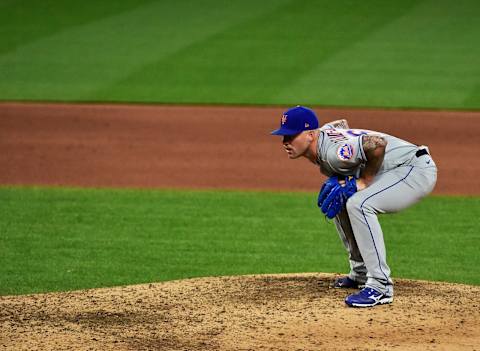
0,0,156,55
1,1,480,109
0,0,289,101
281,0,480,109
94,0,417,104
0,187,478,296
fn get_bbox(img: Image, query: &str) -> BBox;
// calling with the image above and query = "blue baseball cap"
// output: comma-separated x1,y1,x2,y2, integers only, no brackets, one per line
271,106,319,135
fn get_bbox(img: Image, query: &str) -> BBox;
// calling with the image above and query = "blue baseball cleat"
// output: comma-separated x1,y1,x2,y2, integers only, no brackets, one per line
345,287,393,307
333,276,364,289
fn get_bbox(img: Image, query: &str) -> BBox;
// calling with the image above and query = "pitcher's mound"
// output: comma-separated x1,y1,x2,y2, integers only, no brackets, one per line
1,273,479,350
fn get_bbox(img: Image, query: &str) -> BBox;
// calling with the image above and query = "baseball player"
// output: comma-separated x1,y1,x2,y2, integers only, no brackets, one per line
271,106,437,307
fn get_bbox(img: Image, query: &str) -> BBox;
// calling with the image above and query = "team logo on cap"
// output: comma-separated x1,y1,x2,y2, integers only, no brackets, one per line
305,123,310,128
281,115,287,125
337,144,354,160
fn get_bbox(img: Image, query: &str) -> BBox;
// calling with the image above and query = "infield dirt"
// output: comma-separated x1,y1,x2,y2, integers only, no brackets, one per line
1,102,480,194
1,103,479,350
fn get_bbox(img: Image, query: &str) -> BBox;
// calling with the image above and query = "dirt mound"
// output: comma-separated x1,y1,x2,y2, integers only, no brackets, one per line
1,273,479,350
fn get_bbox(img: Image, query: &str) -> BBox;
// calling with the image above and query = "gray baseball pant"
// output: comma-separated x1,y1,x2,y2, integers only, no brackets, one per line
334,150,437,296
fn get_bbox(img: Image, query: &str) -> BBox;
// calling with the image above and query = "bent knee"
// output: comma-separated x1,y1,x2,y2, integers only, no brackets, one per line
346,193,363,212
346,193,376,214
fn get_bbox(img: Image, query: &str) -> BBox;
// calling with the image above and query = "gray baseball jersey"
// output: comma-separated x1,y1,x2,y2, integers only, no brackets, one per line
316,126,437,296
317,127,420,177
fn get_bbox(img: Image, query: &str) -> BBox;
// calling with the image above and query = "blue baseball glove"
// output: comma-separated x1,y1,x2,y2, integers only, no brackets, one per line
318,176,357,219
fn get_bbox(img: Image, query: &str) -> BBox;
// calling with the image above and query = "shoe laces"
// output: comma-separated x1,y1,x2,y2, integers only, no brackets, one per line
359,287,381,297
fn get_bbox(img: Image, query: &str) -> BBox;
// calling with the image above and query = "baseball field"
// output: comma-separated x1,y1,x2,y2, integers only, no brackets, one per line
1,1,480,350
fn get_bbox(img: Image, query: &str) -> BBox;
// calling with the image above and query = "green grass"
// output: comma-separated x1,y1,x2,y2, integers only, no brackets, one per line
1,187,478,296
1,0,480,109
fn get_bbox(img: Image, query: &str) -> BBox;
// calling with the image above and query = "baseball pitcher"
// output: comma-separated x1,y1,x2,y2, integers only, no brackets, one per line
271,106,437,307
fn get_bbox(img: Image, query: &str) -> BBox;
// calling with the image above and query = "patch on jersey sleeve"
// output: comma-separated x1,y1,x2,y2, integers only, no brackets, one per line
337,144,354,161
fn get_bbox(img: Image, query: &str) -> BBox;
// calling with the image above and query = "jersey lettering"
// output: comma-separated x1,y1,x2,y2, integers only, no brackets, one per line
325,129,349,142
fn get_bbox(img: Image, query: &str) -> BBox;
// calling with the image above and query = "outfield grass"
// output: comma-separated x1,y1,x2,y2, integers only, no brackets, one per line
1,187,478,295
1,0,480,109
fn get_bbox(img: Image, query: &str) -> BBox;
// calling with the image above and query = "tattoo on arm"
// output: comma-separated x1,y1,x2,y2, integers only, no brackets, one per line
327,119,349,129
359,135,387,187
362,135,387,154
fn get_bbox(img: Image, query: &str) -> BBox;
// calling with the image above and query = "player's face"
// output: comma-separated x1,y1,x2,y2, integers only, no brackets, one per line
282,131,312,159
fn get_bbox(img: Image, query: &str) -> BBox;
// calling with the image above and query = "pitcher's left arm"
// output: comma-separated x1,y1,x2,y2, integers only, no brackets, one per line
357,135,387,190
